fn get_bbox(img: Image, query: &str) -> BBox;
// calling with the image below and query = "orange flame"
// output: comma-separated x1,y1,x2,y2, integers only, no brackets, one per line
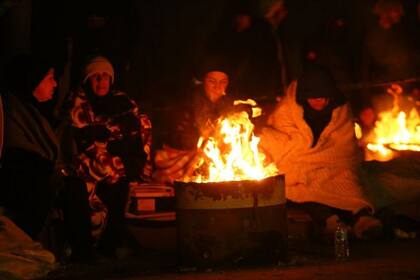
185,102,278,182
364,84,420,161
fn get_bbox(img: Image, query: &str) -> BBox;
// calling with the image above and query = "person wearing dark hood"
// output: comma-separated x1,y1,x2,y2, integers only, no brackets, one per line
192,58,236,138
168,56,234,150
260,63,383,240
0,54,93,261
154,55,257,183
67,55,152,257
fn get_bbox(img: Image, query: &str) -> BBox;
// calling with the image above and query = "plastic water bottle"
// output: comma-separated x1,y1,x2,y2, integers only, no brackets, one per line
334,220,350,260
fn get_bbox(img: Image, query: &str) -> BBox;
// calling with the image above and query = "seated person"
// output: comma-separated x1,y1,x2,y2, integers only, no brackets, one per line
260,63,383,240
172,58,234,150
154,57,254,182
0,54,92,261
67,55,152,255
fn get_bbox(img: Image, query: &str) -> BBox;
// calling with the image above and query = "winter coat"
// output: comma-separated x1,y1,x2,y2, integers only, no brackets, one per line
69,89,152,183
0,91,59,237
1,92,58,163
171,88,234,150
260,81,373,213
68,88,152,238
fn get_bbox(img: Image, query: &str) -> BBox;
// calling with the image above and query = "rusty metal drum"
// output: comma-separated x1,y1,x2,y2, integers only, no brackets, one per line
175,175,287,268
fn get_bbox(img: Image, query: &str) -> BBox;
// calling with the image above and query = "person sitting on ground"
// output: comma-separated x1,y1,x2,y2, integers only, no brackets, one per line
154,58,232,181
154,57,256,182
183,58,234,148
0,54,93,261
260,62,383,240
67,55,152,257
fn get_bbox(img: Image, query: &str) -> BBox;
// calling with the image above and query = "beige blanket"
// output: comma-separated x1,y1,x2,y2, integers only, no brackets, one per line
260,81,372,212
153,145,197,183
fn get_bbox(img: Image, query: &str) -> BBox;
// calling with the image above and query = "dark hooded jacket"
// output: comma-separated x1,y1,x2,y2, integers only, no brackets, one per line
296,63,346,146
0,54,59,238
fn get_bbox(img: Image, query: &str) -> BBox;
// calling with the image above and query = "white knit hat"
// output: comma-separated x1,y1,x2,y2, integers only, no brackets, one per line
83,56,114,84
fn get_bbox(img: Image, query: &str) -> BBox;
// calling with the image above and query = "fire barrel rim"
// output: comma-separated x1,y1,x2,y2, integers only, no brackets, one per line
174,174,288,268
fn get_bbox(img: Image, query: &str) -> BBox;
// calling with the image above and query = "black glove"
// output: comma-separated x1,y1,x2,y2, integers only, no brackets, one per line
75,124,111,149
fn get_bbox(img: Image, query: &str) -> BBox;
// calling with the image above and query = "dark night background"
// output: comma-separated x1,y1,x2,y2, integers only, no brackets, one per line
1,4,420,277
1,0,419,142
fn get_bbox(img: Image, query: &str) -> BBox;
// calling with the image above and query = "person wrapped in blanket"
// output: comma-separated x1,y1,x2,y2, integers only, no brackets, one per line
154,56,253,183
259,62,383,240
68,56,152,255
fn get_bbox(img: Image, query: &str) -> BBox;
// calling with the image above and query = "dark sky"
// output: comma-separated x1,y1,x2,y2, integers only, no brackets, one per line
29,0,232,103
2,0,419,105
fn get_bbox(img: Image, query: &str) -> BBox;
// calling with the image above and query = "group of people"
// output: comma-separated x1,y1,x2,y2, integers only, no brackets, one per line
0,54,152,262
0,49,396,264
1,0,419,260
159,58,385,240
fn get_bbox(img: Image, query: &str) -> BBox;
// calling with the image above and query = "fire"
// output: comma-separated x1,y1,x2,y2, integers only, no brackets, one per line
185,102,278,182
363,84,420,161
354,122,362,140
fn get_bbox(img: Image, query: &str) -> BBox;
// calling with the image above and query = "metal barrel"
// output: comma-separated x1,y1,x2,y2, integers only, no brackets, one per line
174,175,287,268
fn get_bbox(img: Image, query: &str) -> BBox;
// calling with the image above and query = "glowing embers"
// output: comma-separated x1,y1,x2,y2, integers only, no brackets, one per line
184,100,278,182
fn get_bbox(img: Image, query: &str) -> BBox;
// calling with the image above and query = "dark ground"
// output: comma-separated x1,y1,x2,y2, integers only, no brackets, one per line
41,213,420,280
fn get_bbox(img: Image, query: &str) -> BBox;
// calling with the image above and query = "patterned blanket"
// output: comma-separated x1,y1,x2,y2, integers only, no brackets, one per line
153,145,200,183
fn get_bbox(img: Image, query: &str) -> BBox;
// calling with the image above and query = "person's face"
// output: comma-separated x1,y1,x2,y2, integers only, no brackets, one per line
33,68,57,102
307,97,330,111
204,71,229,103
89,72,111,96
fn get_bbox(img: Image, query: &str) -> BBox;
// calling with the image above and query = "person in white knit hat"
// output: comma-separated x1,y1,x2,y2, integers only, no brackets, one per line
83,56,115,86
66,55,153,258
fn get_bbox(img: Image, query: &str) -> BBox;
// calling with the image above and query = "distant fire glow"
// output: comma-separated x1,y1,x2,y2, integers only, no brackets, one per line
362,84,420,161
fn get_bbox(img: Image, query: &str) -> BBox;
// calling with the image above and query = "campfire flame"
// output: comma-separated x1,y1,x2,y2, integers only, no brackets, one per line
363,84,420,161
186,101,278,182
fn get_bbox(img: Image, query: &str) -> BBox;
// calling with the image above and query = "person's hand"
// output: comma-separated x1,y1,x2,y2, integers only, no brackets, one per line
89,124,111,142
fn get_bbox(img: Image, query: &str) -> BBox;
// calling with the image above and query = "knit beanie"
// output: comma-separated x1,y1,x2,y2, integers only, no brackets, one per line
296,63,345,105
196,54,231,82
83,56,114,84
